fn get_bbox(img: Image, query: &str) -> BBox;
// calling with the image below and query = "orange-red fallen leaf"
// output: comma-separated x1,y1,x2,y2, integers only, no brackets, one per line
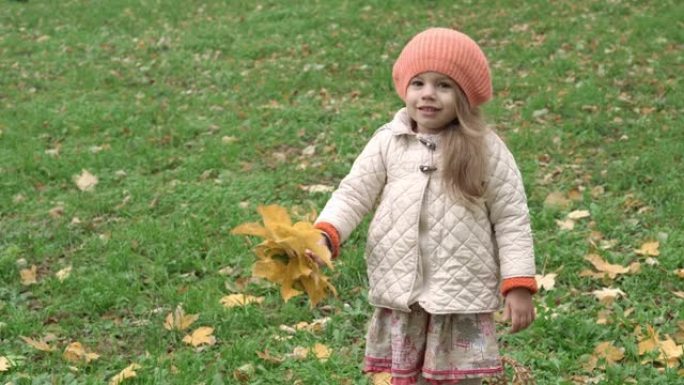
20,265,38,286
164,305,199,331
256,350,284,364
220,294,264,308
371,372,392,385
535,273,557,291
635,241,660,256
108,363,141,385
63,342,100,363
584,254,630,279
182,327,216,347
20,336,55,352
74,169,98,192
0,356,10,372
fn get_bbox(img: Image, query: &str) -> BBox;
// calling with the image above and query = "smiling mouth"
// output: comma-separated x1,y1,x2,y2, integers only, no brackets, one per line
419,107,440,112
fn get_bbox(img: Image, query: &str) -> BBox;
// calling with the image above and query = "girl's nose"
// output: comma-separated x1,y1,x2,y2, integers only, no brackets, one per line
421,84,436,98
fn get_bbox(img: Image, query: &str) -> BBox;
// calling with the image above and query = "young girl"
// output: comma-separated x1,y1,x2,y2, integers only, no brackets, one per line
312,28,537,385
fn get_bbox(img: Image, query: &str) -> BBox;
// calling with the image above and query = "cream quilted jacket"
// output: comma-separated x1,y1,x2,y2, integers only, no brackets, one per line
316,108,536,314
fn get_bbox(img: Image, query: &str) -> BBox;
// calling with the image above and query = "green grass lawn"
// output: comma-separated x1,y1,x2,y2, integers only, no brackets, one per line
1,1,683,384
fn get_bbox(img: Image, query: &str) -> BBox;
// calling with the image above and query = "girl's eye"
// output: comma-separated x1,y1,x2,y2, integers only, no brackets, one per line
439,82,452,88
410,80,423,87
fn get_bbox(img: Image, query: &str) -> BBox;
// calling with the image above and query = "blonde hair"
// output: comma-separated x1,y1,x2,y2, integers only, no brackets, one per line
441,85,489,203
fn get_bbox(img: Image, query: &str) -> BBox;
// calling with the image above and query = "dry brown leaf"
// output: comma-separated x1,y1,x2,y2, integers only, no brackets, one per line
313,343,331,362
567,210,591,220
535,273,557,291
220,294,264,308
182,326,216,347
109,363,141,385
256,350,284,364
0,356,10,372
300,184,335,194
568,188,583,201
595,341,625,364
233,363,255,382
20,335,55,352
290,346,309,360
164,305,199,331
674,322,684,345
49,205,65,218
635,241,660,256
56,266,72,282
544,192,571,209
584,254,630,279
675,269,684,278
556,219,575,231
293,317,330,333
659,336,683,367
592,287,625,305
371,372,391,385
74,170,98,192
580,270,606,279
63,342,100,363
231,204,336,307
673,291,684,299
596,310,611,325
20,265,38,285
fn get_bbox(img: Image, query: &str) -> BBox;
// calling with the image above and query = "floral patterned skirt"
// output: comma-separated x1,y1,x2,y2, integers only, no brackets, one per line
363,305,503,385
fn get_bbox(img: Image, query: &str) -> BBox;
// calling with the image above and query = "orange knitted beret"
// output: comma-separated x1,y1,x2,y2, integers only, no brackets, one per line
392,28,493,107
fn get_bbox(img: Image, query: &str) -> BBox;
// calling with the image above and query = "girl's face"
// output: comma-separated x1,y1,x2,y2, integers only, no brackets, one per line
405,72,460,134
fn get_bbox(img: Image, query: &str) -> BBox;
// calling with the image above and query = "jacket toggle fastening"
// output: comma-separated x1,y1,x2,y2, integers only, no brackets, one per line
418,136,437,173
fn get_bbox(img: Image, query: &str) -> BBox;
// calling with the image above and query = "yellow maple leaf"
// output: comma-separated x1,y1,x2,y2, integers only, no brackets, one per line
20,335,55,352
63,341,100,363
109,363,141,385
182,327,216,347
594,341,625,364
20,265,38,286
232,204,336,307
220,294,264,308
164,305,199,331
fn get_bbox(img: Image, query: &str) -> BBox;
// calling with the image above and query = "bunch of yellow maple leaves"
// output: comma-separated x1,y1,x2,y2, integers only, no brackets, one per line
231,204,336,307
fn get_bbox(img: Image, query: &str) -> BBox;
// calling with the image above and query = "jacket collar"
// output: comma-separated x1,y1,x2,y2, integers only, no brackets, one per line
387,108,415,136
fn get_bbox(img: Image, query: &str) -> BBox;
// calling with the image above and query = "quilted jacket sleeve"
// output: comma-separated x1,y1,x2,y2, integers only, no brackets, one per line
484,133,537,287
315,129,388,245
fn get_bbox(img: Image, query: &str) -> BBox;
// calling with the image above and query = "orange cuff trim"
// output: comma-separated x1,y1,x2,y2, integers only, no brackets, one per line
501,277,538,296
314,222,340,259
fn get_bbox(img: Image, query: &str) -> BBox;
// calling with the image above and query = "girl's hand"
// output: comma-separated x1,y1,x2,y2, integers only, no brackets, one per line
503,287,535,333
305,235,330,268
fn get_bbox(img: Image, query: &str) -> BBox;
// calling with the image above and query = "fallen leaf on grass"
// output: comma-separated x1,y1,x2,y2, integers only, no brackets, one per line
56,266,72,282
182,327,216,347
300,184,335,194
293,317,331,333
635,241,659,256
20,335,55,352
637,325,684,368
20,265,38,285
675,269,684,278
673,291,684,300
544,191,571,209
535,273,557,291
233,363,255,382
256,350,284,364
63,342,100,363
220,294,264,308
556,219,575,230
371,372,391,385
584,254,630,279
164,305,199,331
592,287,625,305
584,341,624,371
0,356,10,372
74,170,98,192
313,343,331,362
568,210,591,220
109,363,141,385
